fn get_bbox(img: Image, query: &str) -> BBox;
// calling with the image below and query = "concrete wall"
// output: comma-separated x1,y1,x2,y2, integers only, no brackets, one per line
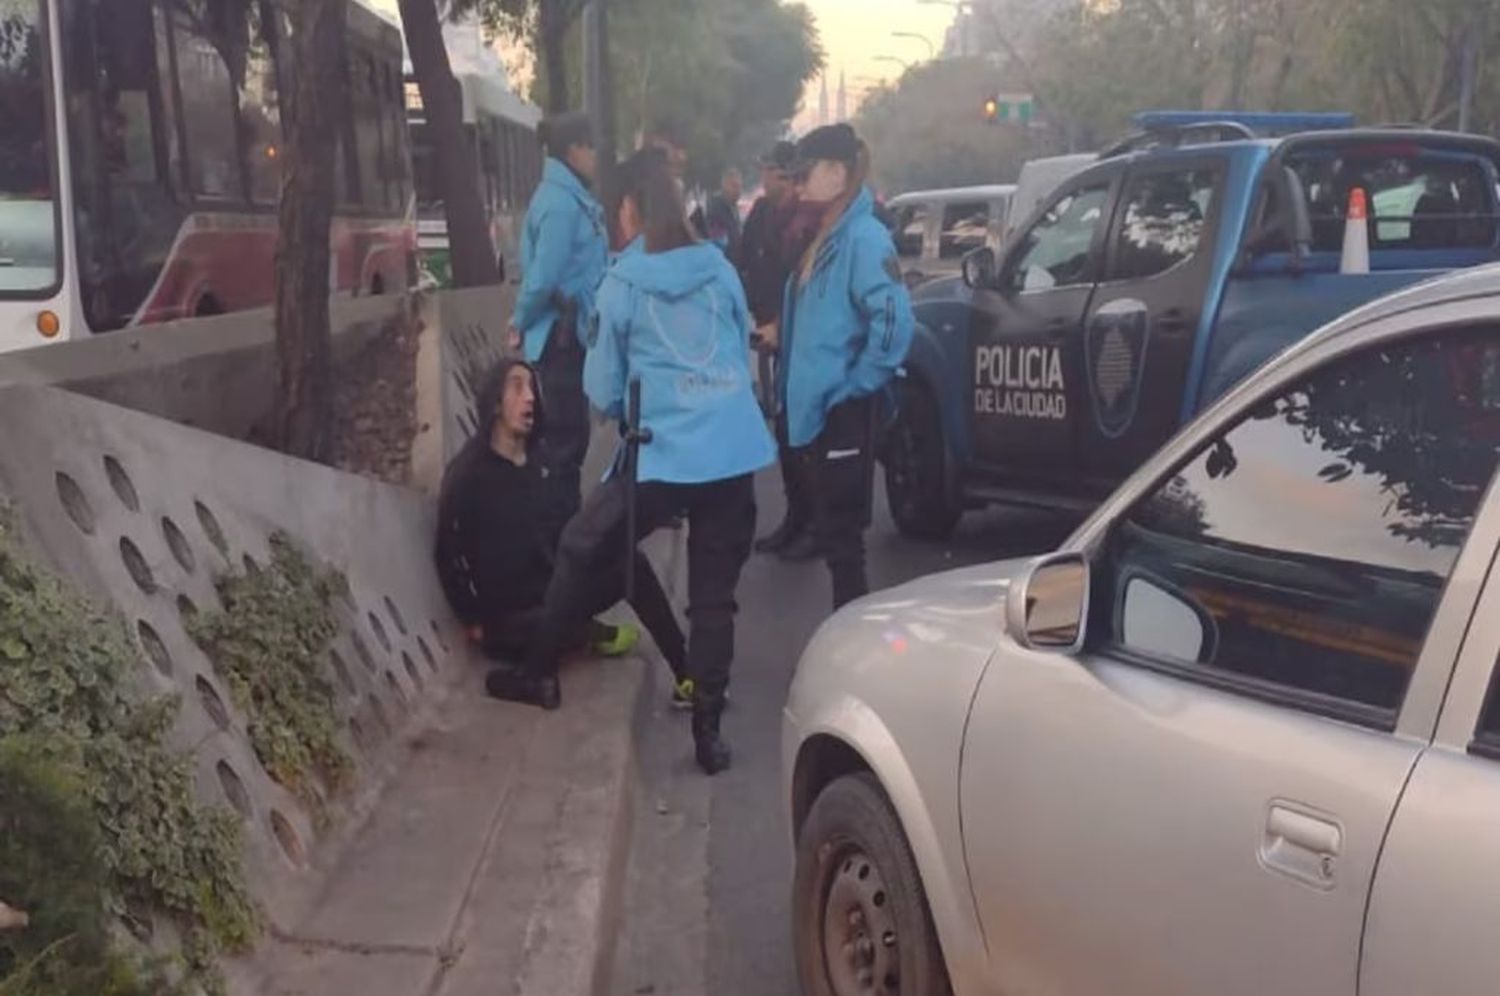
0,382,475,952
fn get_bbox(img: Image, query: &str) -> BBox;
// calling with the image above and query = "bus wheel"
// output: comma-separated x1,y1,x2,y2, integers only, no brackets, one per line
884,380,961,541
194,294,223,318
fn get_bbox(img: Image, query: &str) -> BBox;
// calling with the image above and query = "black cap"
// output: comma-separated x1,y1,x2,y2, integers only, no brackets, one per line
760,140,797,170
795,124,858,169
539,111,594,157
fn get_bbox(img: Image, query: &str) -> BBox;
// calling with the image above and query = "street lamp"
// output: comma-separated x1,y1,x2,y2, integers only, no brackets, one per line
874,54,913,73
891,31,936,61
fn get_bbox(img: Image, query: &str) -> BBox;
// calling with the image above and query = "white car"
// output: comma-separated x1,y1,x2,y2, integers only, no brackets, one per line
888,186,1015,287
784,264,1500,995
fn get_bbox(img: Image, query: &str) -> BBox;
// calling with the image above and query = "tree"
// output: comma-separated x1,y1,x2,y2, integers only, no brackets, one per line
398,0,503,288
856,58,1055,194
273,0,348,459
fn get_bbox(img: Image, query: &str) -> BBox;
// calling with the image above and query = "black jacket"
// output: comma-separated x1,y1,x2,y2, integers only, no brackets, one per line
434,359,555,627
738,195,796,326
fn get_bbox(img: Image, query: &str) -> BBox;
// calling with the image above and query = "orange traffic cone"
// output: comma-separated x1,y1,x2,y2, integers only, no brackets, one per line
1341,187,1370,275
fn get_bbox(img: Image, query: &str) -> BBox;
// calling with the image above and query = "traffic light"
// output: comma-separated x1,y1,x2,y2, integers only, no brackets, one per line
983,95,1000,124
983,93,1036,125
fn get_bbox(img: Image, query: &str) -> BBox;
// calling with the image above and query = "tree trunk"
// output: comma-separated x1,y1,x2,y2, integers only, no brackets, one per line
273,0,346,460
540,0,571,112
398,0,502,288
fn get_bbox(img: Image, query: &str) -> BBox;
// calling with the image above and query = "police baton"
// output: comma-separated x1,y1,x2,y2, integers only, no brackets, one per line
622,376,653,602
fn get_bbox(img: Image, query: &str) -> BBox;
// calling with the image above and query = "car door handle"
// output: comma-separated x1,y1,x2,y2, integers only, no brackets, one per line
1260,803,1341,890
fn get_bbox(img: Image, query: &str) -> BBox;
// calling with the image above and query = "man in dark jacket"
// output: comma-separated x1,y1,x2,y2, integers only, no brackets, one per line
435,360,693,703
740,141,820,559
701,167,745,259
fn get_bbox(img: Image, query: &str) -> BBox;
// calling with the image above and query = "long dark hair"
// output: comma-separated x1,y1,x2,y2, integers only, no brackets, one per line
607,148,697,254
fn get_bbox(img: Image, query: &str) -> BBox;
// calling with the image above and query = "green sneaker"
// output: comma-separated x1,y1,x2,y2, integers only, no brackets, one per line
671,677,696,711
592,623,640,658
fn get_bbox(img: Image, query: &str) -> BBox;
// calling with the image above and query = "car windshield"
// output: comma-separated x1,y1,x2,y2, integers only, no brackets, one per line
0,0,57,295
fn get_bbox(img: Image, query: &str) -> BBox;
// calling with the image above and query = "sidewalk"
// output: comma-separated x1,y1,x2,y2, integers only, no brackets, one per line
249,654,645,996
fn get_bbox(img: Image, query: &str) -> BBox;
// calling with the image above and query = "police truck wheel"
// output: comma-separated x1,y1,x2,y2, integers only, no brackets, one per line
885,381,961,540
793,773,952,996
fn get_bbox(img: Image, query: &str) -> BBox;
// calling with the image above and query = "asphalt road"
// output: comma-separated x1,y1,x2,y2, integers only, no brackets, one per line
610,467,1078,996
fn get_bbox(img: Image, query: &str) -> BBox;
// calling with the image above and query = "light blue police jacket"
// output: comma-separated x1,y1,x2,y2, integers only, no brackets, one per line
780,186,915,447
585,241,776,485
514,158,608,363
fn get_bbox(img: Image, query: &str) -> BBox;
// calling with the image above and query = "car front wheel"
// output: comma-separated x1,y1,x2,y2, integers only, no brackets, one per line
793,772,952,996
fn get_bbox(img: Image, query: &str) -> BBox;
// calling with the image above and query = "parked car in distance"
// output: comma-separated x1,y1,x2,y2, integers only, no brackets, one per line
785,263,1500,996
888,185,1014,287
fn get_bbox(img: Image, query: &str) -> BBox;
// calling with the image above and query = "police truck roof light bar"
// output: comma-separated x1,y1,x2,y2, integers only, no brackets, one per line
1132,110,1357,134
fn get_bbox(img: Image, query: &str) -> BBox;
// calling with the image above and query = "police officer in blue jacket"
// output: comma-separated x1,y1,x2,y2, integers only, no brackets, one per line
781,124,915,610
510,112,608,532
490,149,775,776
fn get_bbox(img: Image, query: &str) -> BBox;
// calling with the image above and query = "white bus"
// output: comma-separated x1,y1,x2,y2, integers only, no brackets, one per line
405,24,540,287
0,0,416,353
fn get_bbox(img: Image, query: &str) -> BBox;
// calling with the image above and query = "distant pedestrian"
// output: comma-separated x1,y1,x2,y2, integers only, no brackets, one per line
781,124,915,611
511,111,608,537
494,149,775,776
740,141,818,560
700,167,745,259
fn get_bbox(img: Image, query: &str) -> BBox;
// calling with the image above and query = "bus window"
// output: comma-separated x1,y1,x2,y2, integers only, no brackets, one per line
173,7,244,201
0,0,57,297
382,62,407,211
239,4,283,206
351,52,385,209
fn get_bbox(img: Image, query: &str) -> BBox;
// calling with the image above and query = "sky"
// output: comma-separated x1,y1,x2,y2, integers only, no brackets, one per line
370,0,953,128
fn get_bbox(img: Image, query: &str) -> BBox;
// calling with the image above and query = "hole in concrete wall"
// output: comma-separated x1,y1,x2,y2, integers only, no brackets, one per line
216,760,253,819
137,621,172,676
383,671,407,711
243,554,261,576
56,472,95,535
455,415,471,440
402,652,422,691
176,594,198,628
349,716,369,753
417,636,436,672
161,516,195,574
269,810,306,868
195,500,229,558
329,649,357,696
368,612,392,653
104,455,140,512
430,620,451,654
332,569,355,610
350,630,376,672
119,537,156,594
196,676,231,731
383,596,407,635
366,694,391,740
453,369,473,401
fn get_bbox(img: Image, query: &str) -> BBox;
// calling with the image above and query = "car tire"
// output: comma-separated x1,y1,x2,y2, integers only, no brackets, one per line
885,380,962,541
793,772,952,996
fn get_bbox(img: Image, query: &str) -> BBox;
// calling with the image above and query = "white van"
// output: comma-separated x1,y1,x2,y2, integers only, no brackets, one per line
887,185,1014,286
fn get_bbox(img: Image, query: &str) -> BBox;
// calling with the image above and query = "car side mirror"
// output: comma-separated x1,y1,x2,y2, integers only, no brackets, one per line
962,246,998,289
1006,553,1090,653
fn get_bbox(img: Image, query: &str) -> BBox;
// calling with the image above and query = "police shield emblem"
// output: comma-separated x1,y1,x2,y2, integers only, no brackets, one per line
1085,298,1151,439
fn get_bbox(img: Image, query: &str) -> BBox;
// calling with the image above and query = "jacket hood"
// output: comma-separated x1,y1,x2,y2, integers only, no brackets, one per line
542,156,595,207
609,241,726,301
472,356,543,442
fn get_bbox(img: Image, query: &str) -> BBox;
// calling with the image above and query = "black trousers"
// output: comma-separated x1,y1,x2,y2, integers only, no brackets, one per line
775,410,812,529
526,473,756,700
536,317,590,537
803,397,877,611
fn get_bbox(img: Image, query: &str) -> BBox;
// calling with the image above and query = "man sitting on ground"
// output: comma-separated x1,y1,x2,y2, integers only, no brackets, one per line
435,359,693,704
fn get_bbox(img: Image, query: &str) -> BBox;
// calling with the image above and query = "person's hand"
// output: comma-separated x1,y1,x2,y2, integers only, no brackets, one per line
506,326,522,353
756,321,780,353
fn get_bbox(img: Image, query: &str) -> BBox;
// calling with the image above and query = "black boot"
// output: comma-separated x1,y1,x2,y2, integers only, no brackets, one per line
754,515,804,554
485,667,561,710
691,696,732,775
778,530,824,562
